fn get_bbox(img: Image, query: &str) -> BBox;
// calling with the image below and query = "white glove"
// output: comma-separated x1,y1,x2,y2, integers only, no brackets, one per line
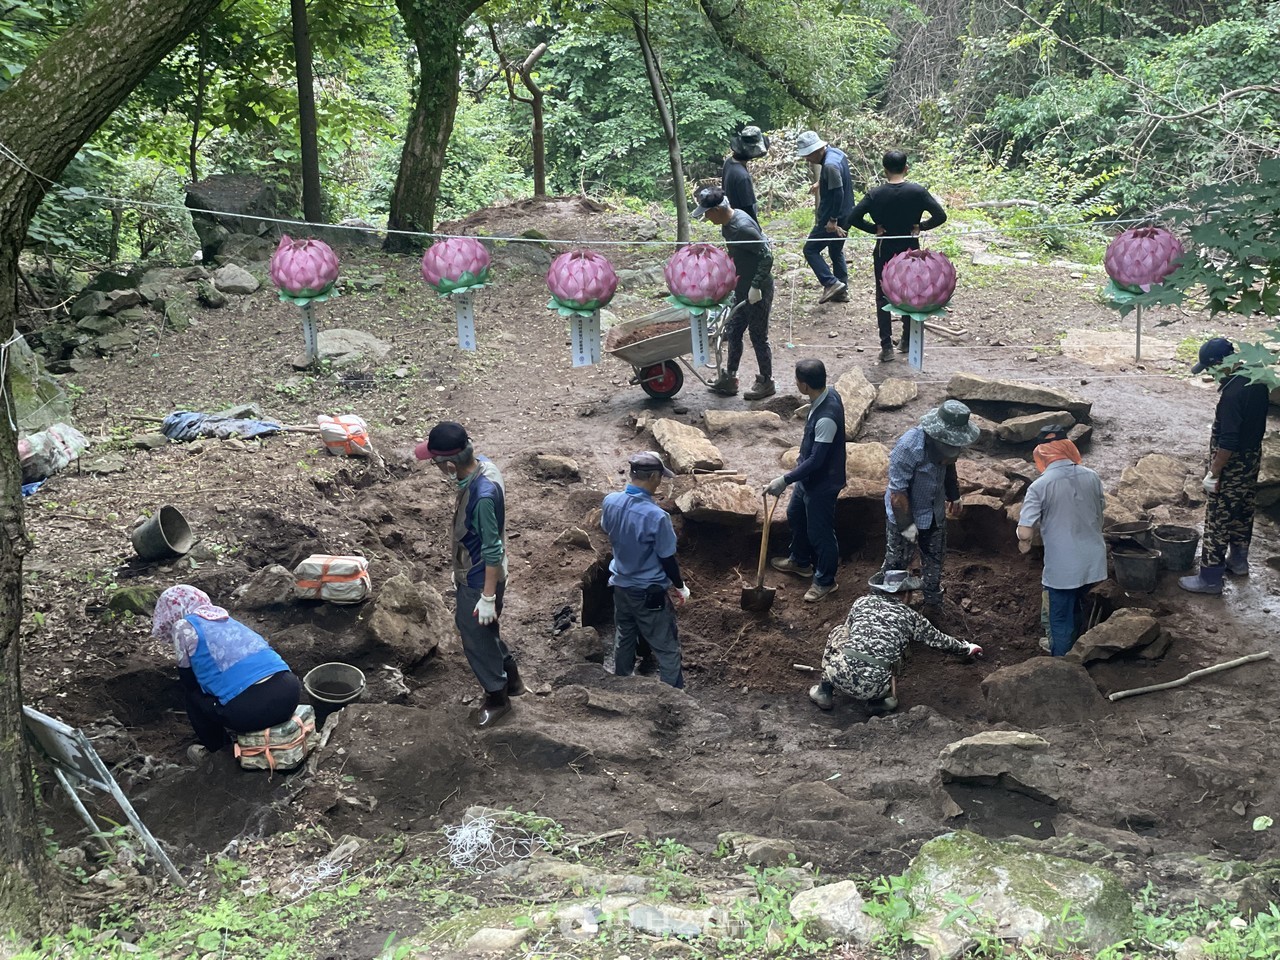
1018,539,1032,554
674,585,691,604
765,476,788,496
1203,472,1221,496
966,643,984,658
748,286,762,304
900,523,919,543
473,593,498,625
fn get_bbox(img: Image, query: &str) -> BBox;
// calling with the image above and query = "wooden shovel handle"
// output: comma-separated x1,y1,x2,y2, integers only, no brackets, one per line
755,492,781,588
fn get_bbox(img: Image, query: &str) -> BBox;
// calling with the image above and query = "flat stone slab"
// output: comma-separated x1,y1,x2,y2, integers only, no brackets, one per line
675,481,760,525
947,372,1092,419
836,368,877,439
875,377,918,410
651,419,724,473
703,409,783,436
938,731,1062,803
1066,608,1168,664
996,411,1075,443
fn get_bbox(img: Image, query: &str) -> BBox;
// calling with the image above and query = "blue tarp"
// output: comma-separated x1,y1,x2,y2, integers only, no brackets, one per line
161,411,283,442
21,481,44,498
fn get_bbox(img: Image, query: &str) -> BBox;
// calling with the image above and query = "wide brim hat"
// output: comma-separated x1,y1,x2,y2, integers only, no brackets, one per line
793,130,827,158
870,570,923,594
730,126,769,159
919,400,980,447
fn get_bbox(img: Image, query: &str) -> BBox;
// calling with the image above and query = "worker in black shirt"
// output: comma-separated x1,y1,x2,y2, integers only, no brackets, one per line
849,151,948,363
1180,338,1272,595
723,126,768,226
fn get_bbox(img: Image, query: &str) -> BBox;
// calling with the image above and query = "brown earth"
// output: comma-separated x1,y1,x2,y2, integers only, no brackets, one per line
17,196,1280,896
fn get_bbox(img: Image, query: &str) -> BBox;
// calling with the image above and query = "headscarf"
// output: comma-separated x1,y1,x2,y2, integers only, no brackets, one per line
150,585,229,638
1033,439,1083,474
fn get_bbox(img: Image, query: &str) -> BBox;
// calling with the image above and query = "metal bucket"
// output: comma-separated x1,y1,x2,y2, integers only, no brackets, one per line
1152,524,1200,572
1111,546,1162,592
303,662,365,725
1104,521,1153,548
130,505,194,560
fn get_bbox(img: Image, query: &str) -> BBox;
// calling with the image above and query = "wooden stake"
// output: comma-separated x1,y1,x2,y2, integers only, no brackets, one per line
1107,651,1272,702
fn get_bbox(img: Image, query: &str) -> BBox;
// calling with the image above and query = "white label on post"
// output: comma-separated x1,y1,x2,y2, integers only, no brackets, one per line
300,302,319,364
455,293,477,352
689,311,710,368
908,317,925,372
570,310,602,367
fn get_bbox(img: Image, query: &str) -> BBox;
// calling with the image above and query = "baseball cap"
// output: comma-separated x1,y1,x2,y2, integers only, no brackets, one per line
691,186,729,221
1035,424,1071,444
628,450,674,478
1191,337,1235,374
415,421,470,461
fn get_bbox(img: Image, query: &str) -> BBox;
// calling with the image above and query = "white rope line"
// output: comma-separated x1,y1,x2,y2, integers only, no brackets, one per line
443,815,542,872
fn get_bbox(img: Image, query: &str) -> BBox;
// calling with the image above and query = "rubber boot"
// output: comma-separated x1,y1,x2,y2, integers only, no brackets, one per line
1178,565,1224,595
475,689,511,728
1225,544,1250,577
808,681,834,710
503,658,526,696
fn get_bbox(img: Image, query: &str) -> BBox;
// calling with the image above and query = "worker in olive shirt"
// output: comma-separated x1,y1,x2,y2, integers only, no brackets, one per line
601,452,689,688
849,150,948,362
694,185,775,400
722,125,768,226
416,421,523,728
1180,338,1271,594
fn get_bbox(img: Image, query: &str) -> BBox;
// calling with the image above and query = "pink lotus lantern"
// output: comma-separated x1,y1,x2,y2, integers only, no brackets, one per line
882,249,957,313
270,235,340,368
1104,226,1183,292
421,237,493,352
664,243,738,313
547,250,618,368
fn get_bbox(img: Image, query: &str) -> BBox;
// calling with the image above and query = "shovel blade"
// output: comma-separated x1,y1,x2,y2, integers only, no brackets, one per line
740,586,776,612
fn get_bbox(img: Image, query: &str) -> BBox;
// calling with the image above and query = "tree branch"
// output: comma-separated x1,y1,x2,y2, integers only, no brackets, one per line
696,0,822,112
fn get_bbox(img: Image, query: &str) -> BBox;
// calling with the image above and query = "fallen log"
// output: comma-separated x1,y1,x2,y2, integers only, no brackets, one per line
1107,651,1272,702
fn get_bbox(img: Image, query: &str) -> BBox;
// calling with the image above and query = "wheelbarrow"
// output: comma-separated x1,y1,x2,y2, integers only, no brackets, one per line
605,302,739,400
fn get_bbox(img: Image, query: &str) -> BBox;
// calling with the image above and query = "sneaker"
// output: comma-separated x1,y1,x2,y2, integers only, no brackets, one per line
186,744,211,763
831,289,851,303
808,683,834,710
708,373,739,396
743,377,776,400
818,281,847,304
770,557,815,578
868,695,899,716
803,582,839,602
896,336,910,353
879,346,896,363
1039,637,1051,653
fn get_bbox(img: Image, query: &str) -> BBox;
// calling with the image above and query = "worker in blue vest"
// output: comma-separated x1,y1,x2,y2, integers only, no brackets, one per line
152,585,301,763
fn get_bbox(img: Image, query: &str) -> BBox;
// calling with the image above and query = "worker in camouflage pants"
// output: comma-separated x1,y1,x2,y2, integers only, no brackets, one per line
807,572,982,714
1200,445,1262,565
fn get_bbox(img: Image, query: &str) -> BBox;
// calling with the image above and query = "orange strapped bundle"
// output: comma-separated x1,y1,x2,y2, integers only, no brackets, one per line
234,707,317,774
317,414,372,457
293,554,372,603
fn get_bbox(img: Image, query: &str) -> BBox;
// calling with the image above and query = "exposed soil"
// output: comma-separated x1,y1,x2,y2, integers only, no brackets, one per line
17,195,1280,899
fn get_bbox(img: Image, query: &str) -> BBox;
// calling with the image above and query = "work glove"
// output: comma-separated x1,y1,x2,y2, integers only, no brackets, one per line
748,286,762,305
473,593,498,625
965,643,984,659
1202,472,1221,496
900,523,919,544
674,585,691,605
765,476,788,497
1017,539,1032,555
1016,526,1034,554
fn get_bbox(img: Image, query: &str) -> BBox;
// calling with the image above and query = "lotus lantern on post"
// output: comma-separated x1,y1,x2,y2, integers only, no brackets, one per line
664,243,738,368
421,237,492,351
270,235,340,368
882,249,957,315
547,250,618,367
1103,225,1184,363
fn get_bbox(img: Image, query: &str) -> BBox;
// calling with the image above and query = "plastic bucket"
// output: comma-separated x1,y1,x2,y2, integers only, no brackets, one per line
1104,521,1153,548
131,505,194,560
303,662,365,724
1111,546,1162,592
1152,525,1200,572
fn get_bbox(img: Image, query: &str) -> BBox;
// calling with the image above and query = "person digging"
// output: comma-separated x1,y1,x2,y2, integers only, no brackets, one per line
693,185,776,400
416,421,523,728
808,571,982,714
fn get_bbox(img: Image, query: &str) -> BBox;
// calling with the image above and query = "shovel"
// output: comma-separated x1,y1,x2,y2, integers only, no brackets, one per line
741,492,781,612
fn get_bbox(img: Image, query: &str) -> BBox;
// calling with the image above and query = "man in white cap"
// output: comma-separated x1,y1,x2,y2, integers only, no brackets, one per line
723,125,769,226
600,451,689,688
883,400,980,616
794,130,854,304
808,571,982,714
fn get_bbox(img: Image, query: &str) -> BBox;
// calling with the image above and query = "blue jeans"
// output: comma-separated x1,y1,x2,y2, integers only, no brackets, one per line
803,224,848,288
1047,586,1086,657
786,484,839,586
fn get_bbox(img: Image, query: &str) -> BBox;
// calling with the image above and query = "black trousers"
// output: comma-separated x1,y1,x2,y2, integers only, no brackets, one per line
180,668,302,751
874,238,919,348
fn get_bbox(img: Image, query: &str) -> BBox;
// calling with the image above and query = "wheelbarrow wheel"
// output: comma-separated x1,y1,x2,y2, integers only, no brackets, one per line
639,361,683,400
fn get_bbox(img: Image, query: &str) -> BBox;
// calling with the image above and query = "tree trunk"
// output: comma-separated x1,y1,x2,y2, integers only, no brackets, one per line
632,13,689,243
290,0,323,223
388,0,489,252
0,0,225,934
518,44,548,199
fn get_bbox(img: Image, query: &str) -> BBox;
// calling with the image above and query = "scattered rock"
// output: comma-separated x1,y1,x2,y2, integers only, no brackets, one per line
947,373,1092,418
875,377,918,410
846,442,890,483
463,927,530,954
132,432,169,450
675,482,760,525
938,731,1062,803
234,565,296,610
789,880,880,944
780,446,799,469
8,336,71,431
970,413,999,445
1066,608,1166,664
81,452,127,474
76,314,124,337
346,275,386,292
702,409,783,436
651,419,724,473
996,411,1075,443
107,585,160,616
70,290,109,319
835,368,878,438
533,454,581,480
196,280,227,308
716,832,798,867
318,328,392,367
362,575,452,667
554,527,594,549
627,903,719,938
103,289,143,315
1103,494,1138,527
955,459,1010,497
1117,454,1192,510
1068,423,1093,446
981,658,1105,725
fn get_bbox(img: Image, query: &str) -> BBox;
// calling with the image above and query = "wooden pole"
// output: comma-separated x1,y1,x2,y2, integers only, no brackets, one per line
1107,651,1272,702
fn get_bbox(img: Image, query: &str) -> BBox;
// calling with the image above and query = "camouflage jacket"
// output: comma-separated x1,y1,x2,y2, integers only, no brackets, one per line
821,594,969,700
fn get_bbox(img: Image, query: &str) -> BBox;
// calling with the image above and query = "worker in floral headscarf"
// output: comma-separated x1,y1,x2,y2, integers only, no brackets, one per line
152,585,300,762
1016,426,1106,657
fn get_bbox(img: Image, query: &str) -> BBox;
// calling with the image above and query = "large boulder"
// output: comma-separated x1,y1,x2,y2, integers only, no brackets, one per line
905,831,1132,957
996,411,1075,443
702,409,783,437
947,373,1092,419
185,174,285,261
789,880,880,944
317,329,392,367
1066,608,1168,664
675,482,760,525
651,419,724,473
8,336,71,431
956,459,1011,497
847,442,890,483
361,575,453,668
875,377,918,410
835,368,877,438
1116,454,1193,510
981,658,1105,726
233,564,296,610
938,731,1062,803
212,263,261,295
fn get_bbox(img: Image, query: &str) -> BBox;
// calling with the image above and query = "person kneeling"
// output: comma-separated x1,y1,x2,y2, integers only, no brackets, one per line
808,571,981,713
152,585,302,763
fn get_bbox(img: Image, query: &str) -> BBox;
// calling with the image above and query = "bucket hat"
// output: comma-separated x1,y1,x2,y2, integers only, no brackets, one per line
793,130,827,159
1191,337,1234,374
919,400,980,447
730,126,769,159
869,570,923,594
